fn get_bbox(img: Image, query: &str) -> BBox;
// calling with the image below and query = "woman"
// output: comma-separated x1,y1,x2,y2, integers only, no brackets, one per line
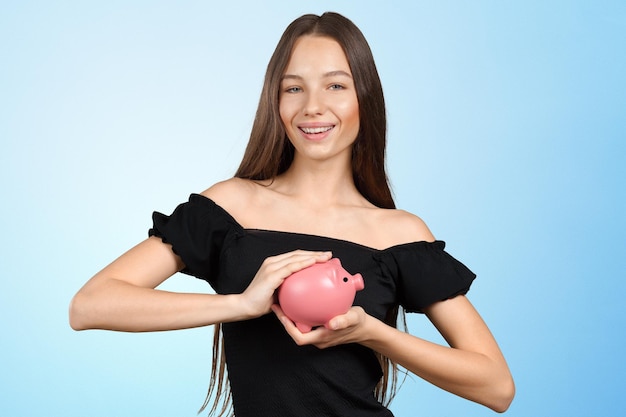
70,12,514,416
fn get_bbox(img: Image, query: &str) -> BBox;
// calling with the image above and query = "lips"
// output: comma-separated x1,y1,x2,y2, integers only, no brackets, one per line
293,123,337,142
300,126,334,134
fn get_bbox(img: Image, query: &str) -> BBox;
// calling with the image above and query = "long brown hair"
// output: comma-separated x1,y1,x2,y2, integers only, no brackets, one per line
201,12,402,416
235,11,394,210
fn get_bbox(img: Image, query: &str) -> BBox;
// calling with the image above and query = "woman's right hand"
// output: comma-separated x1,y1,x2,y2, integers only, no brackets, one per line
239,250,332,319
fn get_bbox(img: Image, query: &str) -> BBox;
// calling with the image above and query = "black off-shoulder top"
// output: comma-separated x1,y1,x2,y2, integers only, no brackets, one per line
149,194,475,417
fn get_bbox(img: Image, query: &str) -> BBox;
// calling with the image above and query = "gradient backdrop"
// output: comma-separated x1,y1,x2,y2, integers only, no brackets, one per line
1,1,624,416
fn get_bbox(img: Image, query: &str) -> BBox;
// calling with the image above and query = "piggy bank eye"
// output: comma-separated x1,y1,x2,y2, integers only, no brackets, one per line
343,277,348,283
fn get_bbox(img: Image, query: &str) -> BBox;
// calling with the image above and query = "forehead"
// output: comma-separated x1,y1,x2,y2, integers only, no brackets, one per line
284,35,351,75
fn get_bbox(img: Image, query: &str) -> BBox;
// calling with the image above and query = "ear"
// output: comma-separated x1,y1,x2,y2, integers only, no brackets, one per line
328,258,341,266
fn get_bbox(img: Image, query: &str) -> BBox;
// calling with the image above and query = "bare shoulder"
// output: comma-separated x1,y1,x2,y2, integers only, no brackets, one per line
374,208,436,246
200,177,257,212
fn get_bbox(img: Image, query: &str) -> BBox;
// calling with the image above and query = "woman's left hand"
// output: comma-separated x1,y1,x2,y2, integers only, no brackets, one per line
271,304,370,349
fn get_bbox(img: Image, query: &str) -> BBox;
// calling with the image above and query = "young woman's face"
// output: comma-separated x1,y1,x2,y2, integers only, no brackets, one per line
279,35,360,165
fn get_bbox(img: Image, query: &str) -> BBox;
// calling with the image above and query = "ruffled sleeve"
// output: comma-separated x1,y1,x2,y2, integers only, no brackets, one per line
148,194,238,286
377,241,476,313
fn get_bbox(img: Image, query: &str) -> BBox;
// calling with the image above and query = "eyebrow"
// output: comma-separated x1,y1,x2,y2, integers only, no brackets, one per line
281,70,353,81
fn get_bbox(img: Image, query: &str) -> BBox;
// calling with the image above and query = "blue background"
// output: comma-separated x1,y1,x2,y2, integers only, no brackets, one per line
1,1,624,416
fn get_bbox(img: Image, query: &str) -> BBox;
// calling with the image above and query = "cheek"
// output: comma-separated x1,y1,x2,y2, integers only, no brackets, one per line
340,99,360,132
279,98,296,128
279,100,300,143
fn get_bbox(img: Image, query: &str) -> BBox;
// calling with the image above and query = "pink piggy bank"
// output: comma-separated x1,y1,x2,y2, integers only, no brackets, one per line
277,258,364,333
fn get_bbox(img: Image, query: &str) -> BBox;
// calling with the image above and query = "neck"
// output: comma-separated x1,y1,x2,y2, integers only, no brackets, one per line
272,156,362,208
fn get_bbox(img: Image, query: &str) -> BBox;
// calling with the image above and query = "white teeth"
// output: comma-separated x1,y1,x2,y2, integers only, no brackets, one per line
301,126,333,134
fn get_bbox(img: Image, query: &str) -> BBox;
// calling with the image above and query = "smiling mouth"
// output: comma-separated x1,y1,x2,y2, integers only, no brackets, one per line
299,126,334,134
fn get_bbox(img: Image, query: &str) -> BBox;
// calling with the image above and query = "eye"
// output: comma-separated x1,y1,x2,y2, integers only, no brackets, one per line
329,84,345,91
284,86,302,94
343,277,349,283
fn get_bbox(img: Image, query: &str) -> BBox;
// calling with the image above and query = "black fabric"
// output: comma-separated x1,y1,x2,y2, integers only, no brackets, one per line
373,241,477,313
149,194,476,417
149,195,237,288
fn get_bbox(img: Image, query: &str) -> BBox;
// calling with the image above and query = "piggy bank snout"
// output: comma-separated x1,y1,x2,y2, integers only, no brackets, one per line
345,273,364,291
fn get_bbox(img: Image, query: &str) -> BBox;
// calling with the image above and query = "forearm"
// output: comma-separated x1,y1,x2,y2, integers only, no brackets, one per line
69,278,249,332
362,318,514,412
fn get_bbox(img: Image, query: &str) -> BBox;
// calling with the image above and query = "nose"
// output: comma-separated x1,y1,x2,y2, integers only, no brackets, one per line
303,91,324,116
352,273,364,291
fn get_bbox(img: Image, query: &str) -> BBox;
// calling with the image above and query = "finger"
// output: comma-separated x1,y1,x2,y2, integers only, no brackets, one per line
271,304,291,326
272,252,332,272
271,305,313,342
272,305,299,332
326,307,362,330
273,307,337,348
326,314,350,331
326,317,342,331
264,251,332,278
271,303,285,318
266,250,332,265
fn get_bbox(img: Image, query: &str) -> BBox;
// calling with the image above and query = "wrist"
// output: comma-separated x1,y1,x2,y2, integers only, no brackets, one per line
359,314,396,351
223,293,256,322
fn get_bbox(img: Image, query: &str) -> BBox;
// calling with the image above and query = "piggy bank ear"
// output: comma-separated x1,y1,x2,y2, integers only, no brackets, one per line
328,258,341,266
